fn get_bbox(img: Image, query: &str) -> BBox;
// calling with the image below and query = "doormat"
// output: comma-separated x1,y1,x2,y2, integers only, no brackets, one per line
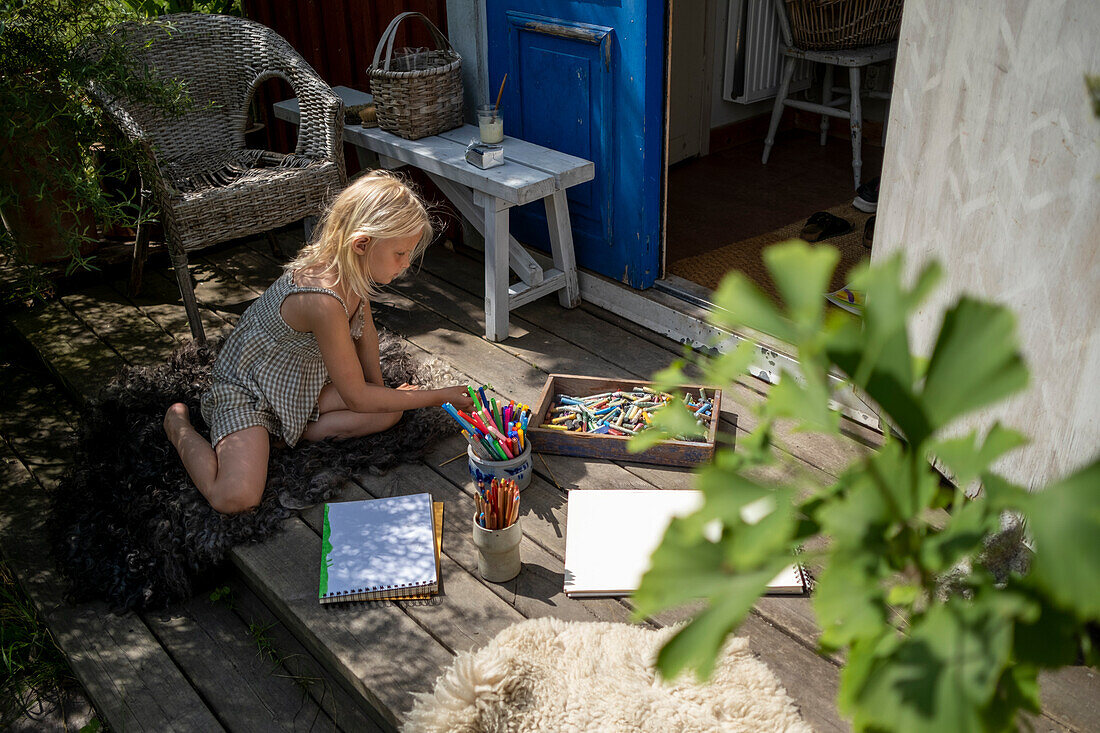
667,203,874,302
405,617,811,733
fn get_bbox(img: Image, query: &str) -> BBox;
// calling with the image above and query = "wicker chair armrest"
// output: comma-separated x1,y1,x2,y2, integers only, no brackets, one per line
257,46,345,181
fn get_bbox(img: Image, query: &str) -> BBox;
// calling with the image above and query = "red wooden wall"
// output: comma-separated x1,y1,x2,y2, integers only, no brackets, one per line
242,0,461,241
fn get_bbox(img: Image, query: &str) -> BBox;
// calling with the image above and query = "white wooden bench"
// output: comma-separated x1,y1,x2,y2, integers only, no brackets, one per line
275,86,593,341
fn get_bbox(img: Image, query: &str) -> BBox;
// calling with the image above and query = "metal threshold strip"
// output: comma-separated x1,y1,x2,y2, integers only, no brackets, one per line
610,273,883,433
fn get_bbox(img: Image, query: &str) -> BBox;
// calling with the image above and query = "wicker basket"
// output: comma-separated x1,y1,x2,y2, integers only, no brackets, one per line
368,12,463,140
785,0,904,50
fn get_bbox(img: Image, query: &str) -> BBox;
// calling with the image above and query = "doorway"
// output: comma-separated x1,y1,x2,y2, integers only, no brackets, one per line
662,0,891,304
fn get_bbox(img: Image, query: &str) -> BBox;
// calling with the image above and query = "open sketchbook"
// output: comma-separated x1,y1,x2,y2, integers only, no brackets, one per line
319,493,441,604
563,489,805,598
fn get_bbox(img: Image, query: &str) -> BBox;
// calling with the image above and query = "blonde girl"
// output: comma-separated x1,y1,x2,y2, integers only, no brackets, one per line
164,171,474,514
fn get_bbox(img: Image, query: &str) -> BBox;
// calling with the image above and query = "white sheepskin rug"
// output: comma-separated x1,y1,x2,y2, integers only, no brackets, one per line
404,617,812,733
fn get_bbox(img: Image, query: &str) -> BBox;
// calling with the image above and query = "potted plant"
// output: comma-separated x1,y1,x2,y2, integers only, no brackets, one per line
0,0,186,301
631,240,1099,732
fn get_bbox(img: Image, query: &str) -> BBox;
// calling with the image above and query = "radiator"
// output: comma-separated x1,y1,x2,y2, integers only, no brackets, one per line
723,0,813,104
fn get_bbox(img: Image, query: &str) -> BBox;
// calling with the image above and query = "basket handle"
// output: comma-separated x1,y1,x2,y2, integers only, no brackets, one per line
372,11,455,72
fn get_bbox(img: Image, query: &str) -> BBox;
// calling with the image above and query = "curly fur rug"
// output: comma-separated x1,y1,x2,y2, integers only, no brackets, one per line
404,618,811,733
50,328,460,612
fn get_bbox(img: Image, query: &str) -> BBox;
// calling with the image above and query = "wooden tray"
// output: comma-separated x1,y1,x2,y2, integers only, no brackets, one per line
526,374,720,467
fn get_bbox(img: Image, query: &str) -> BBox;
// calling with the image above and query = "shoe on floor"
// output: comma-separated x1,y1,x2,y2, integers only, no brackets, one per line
853,177,880,213
800,211,853,242
863,215,875,249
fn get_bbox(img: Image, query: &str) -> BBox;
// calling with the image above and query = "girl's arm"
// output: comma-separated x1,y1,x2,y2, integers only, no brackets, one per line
355,302,385,386
305,294,471,412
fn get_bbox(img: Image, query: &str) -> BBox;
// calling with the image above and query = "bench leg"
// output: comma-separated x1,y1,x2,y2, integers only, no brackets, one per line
480,194,511,341
427,173,543,287
544,190,581,308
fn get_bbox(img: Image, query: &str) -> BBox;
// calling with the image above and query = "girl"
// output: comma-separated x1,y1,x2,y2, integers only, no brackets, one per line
164,171,475,514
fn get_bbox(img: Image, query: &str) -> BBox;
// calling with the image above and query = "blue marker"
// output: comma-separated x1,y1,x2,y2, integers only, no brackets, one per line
442,403,477,434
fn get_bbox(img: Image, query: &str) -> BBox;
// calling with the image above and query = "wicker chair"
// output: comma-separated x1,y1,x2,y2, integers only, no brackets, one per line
761,0,901,188
88,13,346,344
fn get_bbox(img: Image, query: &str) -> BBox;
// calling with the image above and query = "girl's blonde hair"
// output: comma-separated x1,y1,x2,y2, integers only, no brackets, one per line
284,170,434,298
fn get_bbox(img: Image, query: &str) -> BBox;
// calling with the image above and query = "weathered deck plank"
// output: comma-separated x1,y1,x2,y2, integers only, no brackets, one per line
0,441,226,732
226,578,391,733
143,598,336,732
9,300,126,402
4,233,1096,733
229,517,456,731
2,281,360,732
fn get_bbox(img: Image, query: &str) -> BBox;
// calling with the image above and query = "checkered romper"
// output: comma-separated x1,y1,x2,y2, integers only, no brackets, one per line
201,271,366,448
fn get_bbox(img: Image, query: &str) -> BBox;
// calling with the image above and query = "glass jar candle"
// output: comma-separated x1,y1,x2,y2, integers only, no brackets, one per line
477,105,504,144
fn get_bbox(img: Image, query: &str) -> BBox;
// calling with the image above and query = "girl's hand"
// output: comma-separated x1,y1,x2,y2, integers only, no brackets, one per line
438,385,475,412
396,382,419,391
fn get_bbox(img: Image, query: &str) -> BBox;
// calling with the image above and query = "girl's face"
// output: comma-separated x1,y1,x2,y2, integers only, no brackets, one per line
358,230,422,285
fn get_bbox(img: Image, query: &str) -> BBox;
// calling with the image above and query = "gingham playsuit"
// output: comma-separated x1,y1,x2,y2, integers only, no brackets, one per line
201,271,366,448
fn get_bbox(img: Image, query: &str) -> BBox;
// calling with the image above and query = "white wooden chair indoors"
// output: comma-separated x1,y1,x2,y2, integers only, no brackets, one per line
761,0,901,188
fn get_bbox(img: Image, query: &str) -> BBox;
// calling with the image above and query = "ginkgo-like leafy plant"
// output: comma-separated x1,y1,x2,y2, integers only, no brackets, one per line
630,240,1099,732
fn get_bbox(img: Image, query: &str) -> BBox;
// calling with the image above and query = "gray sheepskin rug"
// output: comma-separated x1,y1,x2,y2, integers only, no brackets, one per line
50,328,459,612
404,617,811,733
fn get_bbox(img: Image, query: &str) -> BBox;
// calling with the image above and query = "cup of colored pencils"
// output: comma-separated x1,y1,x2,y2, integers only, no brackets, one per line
471,477,522,582
443,386,533,490
475,478,520,530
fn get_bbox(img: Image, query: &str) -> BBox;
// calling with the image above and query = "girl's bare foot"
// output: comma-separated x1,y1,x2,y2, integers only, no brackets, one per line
163,402,192,446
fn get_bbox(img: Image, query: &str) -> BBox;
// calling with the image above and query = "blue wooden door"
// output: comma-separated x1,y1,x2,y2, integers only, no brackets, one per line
486,0,665,289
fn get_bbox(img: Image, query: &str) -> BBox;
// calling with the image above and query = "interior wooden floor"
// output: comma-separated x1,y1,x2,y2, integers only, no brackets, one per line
665,128,885,265
1,232,1095,731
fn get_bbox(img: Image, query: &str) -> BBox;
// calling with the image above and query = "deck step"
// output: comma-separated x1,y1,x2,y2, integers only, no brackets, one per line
5,232,1096,732
0,267,380,731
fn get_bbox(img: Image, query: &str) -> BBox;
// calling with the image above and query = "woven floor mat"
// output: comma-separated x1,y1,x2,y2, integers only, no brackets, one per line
667,202,874,302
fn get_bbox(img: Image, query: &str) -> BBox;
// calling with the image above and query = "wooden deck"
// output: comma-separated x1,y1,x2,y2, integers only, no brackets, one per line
1,231,1096,732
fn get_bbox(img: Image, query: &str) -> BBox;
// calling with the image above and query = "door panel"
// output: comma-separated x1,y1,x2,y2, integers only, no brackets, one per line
488,1,664,288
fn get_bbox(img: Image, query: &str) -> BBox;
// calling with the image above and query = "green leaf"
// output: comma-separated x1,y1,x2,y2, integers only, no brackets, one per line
852,598,1016,733
649,399,707,440
1020,458,1100,618
863,441,941,522
920,495,999,574
826,305,930,445
627,427,669,453
710,270,795,343
723,491,797,569
763,369,839,434
921,298,1028,437
700,339,757,390
981,663,1041,731
763,240,839,331
632,515,732,618
1011,582,1084,668
929,423,1029,488
817,471,892,549
814,553,889,649
839,633,899,717
650,361,688,394
693,463,774,523
979,472,1031,513
653,566,782,680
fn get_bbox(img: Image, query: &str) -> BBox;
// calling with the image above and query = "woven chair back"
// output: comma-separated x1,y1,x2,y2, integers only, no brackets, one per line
368,12,463,140
92,14,339,180
785,0,904,50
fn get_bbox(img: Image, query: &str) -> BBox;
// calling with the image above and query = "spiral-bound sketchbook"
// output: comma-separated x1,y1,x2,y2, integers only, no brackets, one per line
319,493,439,604
564,489,805,598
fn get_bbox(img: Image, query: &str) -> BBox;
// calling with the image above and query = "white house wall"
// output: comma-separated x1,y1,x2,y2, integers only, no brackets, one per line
876,0,1100,488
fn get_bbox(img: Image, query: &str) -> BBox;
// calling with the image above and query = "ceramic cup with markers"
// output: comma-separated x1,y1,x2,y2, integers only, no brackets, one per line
477,105,504,144
471,477,522,582
472,514,521,582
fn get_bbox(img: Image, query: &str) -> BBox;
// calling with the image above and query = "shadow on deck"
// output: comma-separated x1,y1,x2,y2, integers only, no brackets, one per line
0,230,1095,732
